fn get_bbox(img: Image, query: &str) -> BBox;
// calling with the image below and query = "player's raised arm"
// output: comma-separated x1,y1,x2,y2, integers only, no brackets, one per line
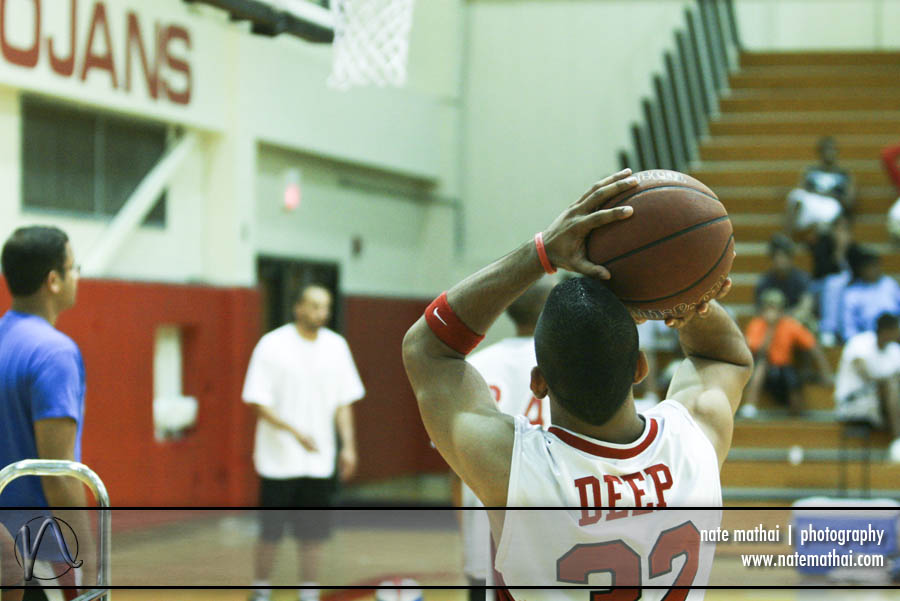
402,169,638,506
665,296,754,468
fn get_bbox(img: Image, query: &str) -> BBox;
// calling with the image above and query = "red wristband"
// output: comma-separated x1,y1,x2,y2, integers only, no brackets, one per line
424,292,485,355
534,232,557,274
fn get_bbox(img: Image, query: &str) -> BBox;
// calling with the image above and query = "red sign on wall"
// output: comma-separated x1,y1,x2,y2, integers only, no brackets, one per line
0,0,192,105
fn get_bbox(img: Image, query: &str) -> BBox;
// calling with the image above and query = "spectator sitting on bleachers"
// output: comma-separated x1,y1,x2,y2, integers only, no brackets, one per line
787,136,856,239
880,142,900,244
634,319,680,412
839,249,900,343
739,289,833,419
834,313,900,462
812,215,865,347
755,234,815,327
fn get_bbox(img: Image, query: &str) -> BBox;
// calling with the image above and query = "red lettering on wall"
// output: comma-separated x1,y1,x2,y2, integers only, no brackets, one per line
47,0,76,76
1,0,40,67
125,11,158,98
161,24,191,105
573,476,601,526
80,1,117,88
645,463,673,508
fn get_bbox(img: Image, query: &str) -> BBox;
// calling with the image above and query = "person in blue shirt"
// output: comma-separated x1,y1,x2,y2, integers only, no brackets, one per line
840,250,900,343
0,226,93,598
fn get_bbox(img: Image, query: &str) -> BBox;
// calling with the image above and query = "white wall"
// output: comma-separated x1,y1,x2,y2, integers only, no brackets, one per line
460,0,694,266
0,0,464,293
736,0,900,50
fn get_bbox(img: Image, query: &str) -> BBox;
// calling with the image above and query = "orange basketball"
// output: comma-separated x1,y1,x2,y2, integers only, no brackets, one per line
586,169,734,319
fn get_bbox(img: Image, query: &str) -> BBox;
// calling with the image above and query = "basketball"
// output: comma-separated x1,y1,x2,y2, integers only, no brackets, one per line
586,169,734,320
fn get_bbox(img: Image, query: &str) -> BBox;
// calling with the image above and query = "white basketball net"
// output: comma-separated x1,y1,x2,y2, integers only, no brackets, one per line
328,0,415,90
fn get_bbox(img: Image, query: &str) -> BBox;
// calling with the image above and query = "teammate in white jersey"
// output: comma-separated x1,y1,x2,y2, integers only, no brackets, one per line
461,281,553,599
403,169,753,599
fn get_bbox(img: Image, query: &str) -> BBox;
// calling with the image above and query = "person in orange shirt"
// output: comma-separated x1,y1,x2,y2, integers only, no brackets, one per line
739,289,833,418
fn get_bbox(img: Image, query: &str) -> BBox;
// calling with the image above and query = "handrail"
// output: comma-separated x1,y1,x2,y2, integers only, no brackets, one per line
621,0,741,172
0,460,111,601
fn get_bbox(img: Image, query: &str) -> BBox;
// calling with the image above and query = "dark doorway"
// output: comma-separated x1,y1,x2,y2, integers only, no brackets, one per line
256,257,341,334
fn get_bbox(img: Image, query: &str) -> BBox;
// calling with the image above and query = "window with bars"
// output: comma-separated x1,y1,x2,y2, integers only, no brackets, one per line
21,96,167,225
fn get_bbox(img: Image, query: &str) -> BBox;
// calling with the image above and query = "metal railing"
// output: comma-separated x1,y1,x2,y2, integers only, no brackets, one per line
0,460,111,601
619,0,742,173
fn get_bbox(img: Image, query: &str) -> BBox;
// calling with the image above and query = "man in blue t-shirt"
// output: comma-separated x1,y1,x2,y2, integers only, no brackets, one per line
0,226,91,598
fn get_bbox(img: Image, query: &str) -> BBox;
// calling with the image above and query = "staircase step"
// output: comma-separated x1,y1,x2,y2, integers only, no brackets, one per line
691,160,887,187
717,186,896,215
741,51,900,68
731,220,888,244
732,420,892,449
700,135,899,162
721,459,900,490
731,251,900,273
731,66,900,90
709,112,900,136
720,90,900,113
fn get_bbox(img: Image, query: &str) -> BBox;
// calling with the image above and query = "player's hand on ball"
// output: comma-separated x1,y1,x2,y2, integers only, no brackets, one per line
541,169,638,278
663,277,732,329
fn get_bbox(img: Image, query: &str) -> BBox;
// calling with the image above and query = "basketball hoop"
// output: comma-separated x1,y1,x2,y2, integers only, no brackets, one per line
327,0,415,90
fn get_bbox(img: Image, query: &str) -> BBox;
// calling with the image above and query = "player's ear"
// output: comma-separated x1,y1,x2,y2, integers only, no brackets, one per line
633,351,649,385
530,366,549,399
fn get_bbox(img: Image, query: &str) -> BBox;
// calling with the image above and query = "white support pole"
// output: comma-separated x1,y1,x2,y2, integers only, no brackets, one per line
83,133,197,276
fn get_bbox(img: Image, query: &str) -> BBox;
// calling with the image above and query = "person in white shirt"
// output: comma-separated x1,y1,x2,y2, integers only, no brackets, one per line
243,284,365,601
835,312,900,462
460,279,553,599
403,169,753,600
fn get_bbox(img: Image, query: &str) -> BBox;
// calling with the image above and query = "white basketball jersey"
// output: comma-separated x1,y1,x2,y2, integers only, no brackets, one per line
468,337,549,425
462,337,550,579
494,400,722,600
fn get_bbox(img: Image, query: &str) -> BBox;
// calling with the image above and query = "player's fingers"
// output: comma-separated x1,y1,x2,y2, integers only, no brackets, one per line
581,205,634,230
576,168,632,206
580,172,637,213
572,257,611,280
716,277,733,300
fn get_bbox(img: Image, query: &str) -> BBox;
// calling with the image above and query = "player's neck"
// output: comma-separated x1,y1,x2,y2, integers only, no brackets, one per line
515,324,535,337
551,396,646,445
10,296,59,326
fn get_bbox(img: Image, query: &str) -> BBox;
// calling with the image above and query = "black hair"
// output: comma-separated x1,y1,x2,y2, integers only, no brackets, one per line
1,226,69,297
876,312,899,333
849,248,879,281
506,280,553,329
534,277,639,426
768,233,795,258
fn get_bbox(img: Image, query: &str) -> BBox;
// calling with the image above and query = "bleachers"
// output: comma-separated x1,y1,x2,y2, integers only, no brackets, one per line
686,50,900,502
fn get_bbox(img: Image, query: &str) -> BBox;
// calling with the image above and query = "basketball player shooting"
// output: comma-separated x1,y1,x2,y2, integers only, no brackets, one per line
402,168,753,598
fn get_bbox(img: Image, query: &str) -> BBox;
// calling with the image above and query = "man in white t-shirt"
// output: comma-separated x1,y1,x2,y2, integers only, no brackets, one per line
403,170,753,599
835,312,900,461
243,284,365,601
461,279,553,600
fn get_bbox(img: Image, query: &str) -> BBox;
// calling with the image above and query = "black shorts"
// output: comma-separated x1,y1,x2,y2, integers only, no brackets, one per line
763,365,802,405
258,476,336,542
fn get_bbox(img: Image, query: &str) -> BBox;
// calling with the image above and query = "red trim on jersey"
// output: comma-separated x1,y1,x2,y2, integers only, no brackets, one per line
548,417,658,459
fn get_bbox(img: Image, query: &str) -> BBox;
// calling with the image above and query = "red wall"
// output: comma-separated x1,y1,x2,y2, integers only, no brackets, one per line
0,280,447,506
1,279,261,506
344,296,449,480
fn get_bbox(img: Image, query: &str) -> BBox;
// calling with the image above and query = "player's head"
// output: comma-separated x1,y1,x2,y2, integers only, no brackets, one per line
876,312,900,347
1,226,78,308
531,277,642,426
506,278,553,336
293,284,333,332
818,136,838,165
768,233,795,274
